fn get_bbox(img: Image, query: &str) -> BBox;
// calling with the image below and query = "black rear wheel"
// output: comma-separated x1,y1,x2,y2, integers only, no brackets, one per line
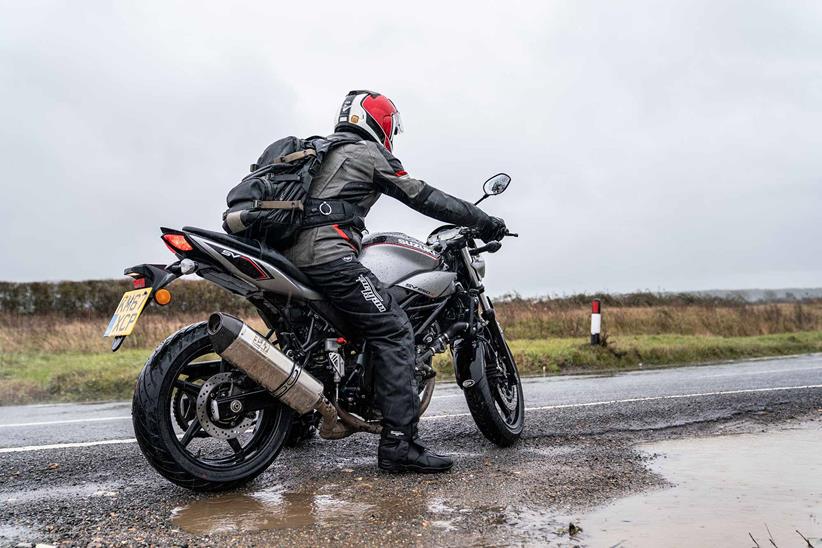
132,322,293,491
463,324,524,446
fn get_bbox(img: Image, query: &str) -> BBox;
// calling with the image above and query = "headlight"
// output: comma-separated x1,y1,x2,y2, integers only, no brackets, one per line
471,256,486,279
427,227,462,246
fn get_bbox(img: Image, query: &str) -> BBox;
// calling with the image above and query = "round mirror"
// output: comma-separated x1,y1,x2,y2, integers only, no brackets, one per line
483,173,512,196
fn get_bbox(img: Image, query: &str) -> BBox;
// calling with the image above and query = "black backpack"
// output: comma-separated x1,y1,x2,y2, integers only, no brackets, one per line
222,135,362,249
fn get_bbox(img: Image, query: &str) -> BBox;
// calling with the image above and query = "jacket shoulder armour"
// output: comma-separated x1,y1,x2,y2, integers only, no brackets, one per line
364,140,405,174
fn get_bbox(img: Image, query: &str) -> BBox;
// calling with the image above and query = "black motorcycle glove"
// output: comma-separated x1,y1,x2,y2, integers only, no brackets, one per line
478,216,507,242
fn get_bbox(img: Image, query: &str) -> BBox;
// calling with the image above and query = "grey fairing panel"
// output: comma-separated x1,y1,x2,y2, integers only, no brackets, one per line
396,271,457,298
188,235,324,301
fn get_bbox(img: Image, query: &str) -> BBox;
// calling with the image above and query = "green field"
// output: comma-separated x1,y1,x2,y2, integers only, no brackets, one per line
2,284,821,405
3,332,821,406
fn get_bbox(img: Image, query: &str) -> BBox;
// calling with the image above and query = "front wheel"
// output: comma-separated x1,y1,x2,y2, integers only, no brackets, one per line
460,324,524,446
132,322,293,491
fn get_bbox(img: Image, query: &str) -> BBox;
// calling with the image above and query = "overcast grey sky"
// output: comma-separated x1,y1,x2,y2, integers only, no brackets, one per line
1,1,820,295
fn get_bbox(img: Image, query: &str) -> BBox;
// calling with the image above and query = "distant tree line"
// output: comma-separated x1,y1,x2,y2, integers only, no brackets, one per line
494,291,820,309
1,280,818,318
0,280,253,317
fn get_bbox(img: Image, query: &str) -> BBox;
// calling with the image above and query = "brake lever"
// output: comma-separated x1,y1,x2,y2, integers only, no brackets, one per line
505,231,519,238
471,241,502,255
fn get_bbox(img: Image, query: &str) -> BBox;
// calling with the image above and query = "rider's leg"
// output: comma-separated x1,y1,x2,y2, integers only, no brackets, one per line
301,255,453,473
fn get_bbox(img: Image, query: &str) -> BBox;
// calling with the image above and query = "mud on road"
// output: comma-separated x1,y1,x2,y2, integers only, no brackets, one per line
2,358,822,546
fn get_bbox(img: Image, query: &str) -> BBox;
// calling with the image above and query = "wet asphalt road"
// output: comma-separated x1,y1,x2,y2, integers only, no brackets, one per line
1,354,822,546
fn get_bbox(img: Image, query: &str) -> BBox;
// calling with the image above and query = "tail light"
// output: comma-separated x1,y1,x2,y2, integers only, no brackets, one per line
132,277,146,289
162,233,194,253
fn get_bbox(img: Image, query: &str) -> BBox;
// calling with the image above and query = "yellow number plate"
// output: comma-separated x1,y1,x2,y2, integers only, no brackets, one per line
103,288,153,337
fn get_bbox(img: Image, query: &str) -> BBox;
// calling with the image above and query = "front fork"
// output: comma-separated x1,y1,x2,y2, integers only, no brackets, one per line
453,247,497,388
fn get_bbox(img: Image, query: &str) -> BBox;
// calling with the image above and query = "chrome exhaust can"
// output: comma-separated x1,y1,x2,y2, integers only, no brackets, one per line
207,312,323,415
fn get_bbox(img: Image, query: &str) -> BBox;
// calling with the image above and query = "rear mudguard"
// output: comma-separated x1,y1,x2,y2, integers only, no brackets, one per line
110,263,182,352
124,263,180,293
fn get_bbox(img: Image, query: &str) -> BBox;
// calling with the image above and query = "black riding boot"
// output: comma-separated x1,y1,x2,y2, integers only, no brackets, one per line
378,427,453,473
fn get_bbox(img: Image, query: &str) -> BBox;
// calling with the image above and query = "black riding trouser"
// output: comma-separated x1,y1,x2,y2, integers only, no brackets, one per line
301,256,419,440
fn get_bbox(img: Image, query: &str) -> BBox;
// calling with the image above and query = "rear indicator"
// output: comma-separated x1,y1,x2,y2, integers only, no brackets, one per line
132,277,146,289
162,234,193,253
154,288,172,306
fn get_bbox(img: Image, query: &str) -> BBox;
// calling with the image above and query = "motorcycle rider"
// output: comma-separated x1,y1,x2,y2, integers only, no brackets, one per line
283,90,507,473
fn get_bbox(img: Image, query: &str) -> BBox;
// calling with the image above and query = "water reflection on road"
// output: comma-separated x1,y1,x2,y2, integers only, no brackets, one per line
171,486,371,534
170,422,822,546
171,482,463,536
582,423,822,547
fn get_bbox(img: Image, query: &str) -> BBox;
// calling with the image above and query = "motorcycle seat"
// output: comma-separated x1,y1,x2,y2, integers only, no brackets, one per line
181,226,314,288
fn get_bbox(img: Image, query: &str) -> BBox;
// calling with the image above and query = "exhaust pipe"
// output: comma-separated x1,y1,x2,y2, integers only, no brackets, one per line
207,313,351,439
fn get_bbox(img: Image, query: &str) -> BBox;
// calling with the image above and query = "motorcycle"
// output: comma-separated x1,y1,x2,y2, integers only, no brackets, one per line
107,173,523,491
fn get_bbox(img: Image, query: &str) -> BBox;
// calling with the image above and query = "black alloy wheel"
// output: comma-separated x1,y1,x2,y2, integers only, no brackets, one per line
132,322,293,491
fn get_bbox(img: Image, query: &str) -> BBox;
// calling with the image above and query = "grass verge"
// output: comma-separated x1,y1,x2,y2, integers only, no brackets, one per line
3,331,822,406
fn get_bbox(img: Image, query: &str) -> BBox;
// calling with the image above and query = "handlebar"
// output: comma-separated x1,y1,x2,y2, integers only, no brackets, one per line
451,227,517,255
459,227,518,239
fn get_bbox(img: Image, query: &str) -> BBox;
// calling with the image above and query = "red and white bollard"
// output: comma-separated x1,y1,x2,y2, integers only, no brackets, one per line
591,299,602,345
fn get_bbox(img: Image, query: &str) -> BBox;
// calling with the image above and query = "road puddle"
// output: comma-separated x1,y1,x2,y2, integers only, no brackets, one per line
172,482,474,537
581,423,822,547
169,423,822,544
171,486,373,535
498,505,575,542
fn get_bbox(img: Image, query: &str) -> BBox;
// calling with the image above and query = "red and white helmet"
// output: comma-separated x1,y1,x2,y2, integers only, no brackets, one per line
335,90,404,151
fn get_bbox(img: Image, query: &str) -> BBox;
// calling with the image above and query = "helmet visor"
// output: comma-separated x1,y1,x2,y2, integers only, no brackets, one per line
392,110,404,136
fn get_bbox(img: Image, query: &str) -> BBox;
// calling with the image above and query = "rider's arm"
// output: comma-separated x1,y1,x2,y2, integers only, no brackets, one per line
367,143,492,228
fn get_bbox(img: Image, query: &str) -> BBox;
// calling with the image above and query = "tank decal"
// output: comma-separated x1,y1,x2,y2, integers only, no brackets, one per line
362,232,439,258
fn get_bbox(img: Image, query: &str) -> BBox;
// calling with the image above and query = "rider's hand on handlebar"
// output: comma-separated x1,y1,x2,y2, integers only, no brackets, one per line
478,216,508,243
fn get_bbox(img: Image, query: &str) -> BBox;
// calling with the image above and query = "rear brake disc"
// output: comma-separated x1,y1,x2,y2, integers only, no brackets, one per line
195,372,256,440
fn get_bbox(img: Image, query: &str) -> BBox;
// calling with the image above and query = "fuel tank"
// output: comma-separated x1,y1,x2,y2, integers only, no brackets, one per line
359,232,456,298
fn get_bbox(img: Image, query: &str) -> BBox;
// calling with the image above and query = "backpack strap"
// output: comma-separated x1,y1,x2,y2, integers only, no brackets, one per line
280,149,316,163
308,135,362,157
242,149,318,181
252,200,304,210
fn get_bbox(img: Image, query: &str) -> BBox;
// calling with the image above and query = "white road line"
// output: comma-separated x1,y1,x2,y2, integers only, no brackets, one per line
0,438,138,454
4,370,817,426
0,416,132,428
2,383,821,454
704,366,822,379
421,383,822,420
